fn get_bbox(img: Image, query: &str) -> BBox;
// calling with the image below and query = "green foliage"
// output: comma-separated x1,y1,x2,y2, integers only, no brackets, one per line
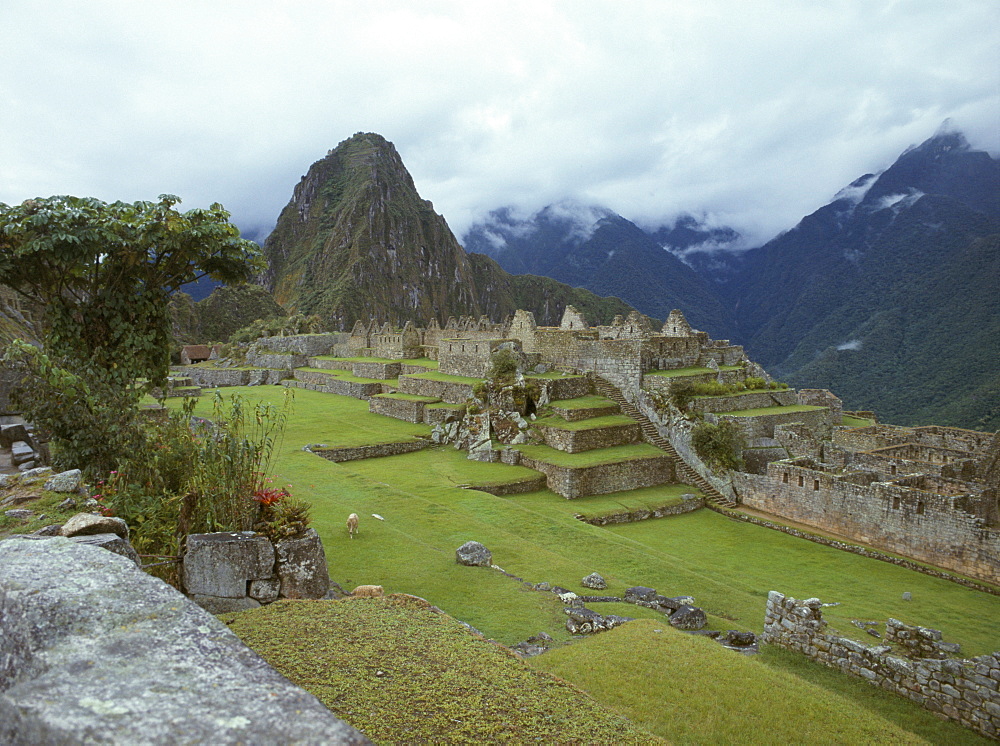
691,419,746,471
2,340,147,476
228,311,323,344
173,285,289,345
0,194,263,388
487,348,518,384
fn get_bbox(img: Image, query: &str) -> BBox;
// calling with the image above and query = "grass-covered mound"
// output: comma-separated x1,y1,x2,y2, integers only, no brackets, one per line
533,619,987,745
223,595,659,744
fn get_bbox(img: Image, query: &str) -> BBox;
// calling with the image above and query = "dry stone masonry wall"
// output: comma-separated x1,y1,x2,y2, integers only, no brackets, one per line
763,591,1000,739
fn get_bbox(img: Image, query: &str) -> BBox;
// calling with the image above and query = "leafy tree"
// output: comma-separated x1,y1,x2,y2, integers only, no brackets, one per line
0,194,264,471
691,420,746,472
0,194,264,387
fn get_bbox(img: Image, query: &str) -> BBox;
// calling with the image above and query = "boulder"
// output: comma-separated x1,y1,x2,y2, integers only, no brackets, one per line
565,607,605,634
183,532,275,599
60,512,129,540
624,586,657,603
275,528,330,600
670,604,708,631
455,540,492,567
57,497,76,511
249,578,281,604
32,524,63,537
724,630,757,647
4,508,33,520
0,422,30,448
582,572,607,590
0,537,369,745
43,469,82,493
11,441,35,465
19,466,53,483
0,473,18,489
658,595,695,611
17,461,35,471
67,532,141,566
189,594,262,614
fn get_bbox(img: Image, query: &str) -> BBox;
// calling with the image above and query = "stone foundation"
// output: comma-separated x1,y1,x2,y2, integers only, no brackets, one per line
397,374,476,404
763,591,999,739
312,440,429,463
369,394,437,423
178,367,292,387
517,452,675,498
538,421,641,453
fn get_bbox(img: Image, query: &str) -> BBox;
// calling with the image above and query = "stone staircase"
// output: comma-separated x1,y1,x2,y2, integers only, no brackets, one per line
591,376,738,509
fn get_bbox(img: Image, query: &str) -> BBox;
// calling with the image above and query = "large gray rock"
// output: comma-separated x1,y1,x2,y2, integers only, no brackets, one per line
582,572,607,590
0,536,370,745
10,441,35,465
456,540,492,567
8,533,141,566
183,532,275,599
275,528,330,600
670,604,708,631
60,512,129,540
43,468,82,493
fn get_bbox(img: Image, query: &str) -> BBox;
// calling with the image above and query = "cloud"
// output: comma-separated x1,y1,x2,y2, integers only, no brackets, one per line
836,340,863,351
1,1,997,248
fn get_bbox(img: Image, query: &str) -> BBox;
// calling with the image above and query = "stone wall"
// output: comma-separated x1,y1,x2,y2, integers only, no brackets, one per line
397,375,475,404
0,537,369,744
551,402,620,422
579,496,705,525
423,403,465,426
517,452,675,498
735,460,1000,583
719,406,832,440
762,591,999,739
245,348,309,369
291,371,384,399
689,389,798,415
533,375,592,402
254,333,346,356
179,367,292,387
353,361,401,380
798,388,843,424
312,440,429,463
369,395,431,424
539,421,640,454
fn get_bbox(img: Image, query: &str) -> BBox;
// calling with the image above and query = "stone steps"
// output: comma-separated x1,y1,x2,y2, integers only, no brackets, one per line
591,376,737,509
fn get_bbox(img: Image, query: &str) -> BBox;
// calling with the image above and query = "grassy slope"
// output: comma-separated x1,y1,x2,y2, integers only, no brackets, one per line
225,596,658,744
174,387,998,743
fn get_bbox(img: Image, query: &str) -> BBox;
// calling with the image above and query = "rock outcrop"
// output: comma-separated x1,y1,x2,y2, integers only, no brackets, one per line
0,536,369,745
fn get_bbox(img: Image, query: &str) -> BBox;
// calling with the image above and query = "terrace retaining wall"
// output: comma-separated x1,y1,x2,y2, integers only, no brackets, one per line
312,441,429,463
539,421,641,454
763,591,1000,739
517,452,675,499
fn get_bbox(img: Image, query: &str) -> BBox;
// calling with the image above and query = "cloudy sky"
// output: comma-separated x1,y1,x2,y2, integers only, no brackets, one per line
2,1,997,246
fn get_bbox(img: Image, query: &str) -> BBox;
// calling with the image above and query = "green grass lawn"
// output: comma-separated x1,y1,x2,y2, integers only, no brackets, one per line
371,392,441,403
841,414,877,427
644,365,742,377
167,387,1000,743
312,355,400,363
295,367,396,385
400,357,439,368
718,404,827,417
225,597,659,744
403,370,482,384
513,442,666,467
549,394,617,410
533,414,637,431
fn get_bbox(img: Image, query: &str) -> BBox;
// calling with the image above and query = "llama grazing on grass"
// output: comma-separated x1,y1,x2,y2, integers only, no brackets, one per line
346,512,359,539
351,584,384,597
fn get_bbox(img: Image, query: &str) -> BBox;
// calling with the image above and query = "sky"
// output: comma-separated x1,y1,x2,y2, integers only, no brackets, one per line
2,1,998,247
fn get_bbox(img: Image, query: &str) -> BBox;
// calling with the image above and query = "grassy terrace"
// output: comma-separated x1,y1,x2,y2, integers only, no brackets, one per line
161,387,998,744
533,414,637,431
718,404,827,417
295,367,397,386
524,371,585,380
692,387,784,400
513,442,667,467
371,392,441,403
550,394,616,410
402,370,482,384
842,414,877,427
400,357,439,368
558,484,692,520
644,364,742,377
311,355,399,364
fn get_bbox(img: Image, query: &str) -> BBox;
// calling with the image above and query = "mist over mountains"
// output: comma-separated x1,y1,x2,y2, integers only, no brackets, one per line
461,126,1000,429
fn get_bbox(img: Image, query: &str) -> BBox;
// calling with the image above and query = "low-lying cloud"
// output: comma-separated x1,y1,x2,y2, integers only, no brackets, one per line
1,1,997,249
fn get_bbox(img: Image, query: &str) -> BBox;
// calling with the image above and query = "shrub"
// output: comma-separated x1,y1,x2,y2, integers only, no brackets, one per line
488,348,519,384
691,420,746,472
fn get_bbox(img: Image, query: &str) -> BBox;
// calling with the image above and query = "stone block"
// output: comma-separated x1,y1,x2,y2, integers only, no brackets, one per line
249,578,281,604
183,532,275,598
275,528,330,600
60,513,129,540
43,469,83,493
624,586,657,603
581,572,606,590
11,441,35,465
0,537,368,744
189,594,262,614
669,605,707,631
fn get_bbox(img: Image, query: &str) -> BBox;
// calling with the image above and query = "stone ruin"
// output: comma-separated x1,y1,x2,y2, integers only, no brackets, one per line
763,591,999,739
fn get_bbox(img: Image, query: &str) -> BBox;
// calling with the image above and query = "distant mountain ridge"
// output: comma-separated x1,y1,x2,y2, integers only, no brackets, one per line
463,126,1000,430
463,204,735,336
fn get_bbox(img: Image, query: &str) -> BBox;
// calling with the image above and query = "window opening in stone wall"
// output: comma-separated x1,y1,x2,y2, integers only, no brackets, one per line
890,464,897,475
916,501,925,515
813,479,820,491
782,472,789,484
798,475,804,487
893,495,900,510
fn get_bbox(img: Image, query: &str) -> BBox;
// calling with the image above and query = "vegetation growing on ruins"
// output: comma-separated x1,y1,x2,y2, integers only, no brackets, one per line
691,420,746,471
